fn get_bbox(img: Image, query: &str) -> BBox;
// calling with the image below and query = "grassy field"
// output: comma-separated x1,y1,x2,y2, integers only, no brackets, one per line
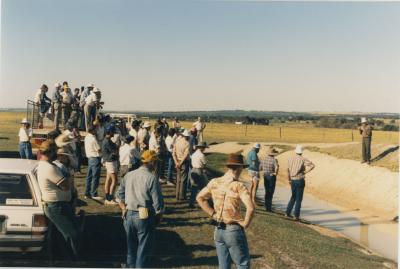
2,152,395,268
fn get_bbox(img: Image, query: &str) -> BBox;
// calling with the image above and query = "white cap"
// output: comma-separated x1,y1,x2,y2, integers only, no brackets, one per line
87,83,95,88
182,129,190,137
253,143,261,149
143,122,151,128
295,145,303,154
361,117,367,123
21,118,29,124
54,82,61,87
93,87,100,93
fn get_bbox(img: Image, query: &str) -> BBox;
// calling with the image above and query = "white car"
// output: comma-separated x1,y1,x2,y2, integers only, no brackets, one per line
0,158,48,252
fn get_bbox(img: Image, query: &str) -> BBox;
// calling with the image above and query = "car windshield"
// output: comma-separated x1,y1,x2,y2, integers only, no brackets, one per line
0,173,35,206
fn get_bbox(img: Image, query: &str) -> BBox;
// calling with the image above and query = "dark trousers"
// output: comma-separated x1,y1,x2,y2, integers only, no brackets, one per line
176,160,189,200
85,157,101,197
286,179,305,218
43,202,80,260
362,137,371,162
124,211,155,268
264,174,276,212
166,152,175,181
189,168,207,207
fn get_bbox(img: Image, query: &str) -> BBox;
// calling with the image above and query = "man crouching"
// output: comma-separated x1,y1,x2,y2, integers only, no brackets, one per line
118,150,164,268
197,154,254,269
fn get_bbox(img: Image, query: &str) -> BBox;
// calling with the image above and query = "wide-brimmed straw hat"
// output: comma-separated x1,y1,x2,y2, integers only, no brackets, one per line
21,118,29,124
143,122,151,128
266,147,278,156
39,140,57,153
226,153,248,167
55,134,74,147
196,142,209,148
141,150,159,163
361,117,367,124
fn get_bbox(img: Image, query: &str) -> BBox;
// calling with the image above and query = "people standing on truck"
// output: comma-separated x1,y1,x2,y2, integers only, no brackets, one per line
52,83,63,130
138,122,151,152
260,147,279,212
84,126,103,201
102,125,119,205
70,88,81,127
84,87,100,131
118,150,164,268
286,145,315,221
18,118,33,159
196,153,254,269
34,84,52,127
193,117,206,142
165,128,177,186
247,143,261,205
36,140,80,260
173,129,190,200
359,117,373,164
188,142,209,209
79,84,94,130
61,86,74,126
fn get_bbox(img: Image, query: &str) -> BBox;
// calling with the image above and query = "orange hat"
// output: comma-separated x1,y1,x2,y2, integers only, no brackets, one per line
141,150,159,163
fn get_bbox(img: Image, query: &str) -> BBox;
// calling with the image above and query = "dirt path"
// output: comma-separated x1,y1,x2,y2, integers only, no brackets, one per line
208,142,398,222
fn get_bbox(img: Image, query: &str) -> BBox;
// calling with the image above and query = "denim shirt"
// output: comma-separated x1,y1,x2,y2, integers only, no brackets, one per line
246,149,260,172
118,166,164,213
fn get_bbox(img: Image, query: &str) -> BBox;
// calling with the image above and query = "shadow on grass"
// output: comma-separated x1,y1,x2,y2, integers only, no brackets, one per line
371,146,399,162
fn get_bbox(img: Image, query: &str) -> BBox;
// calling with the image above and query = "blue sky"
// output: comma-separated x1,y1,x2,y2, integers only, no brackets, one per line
1,0,399,112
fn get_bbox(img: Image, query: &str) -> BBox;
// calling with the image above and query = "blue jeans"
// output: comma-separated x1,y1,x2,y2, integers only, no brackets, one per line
19,142,33,159
166,152,174,181
286,179,305,218
43,202,80,260
264,174,276,212
85,157,101,196
124,211,155,268
214,225,250,269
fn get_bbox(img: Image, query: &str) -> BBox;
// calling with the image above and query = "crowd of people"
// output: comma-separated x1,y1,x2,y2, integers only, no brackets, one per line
17,92,374,268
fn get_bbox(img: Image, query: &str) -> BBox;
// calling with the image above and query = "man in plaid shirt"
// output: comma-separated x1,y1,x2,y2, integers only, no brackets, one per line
260,147,279,212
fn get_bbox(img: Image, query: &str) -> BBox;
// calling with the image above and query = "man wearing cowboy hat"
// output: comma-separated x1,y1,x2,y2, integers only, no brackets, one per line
188,141,209,208
247,143,261,204
286,145,315,221
260,147,279,212
173,129,191,200
18,118,33,159
197,153,254,269
118,150,164,268
358,117,373,164
36,140,80,260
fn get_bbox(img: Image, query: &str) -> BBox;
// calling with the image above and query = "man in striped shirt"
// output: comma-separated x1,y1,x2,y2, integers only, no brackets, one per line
286,145,315,221
260,147,279,212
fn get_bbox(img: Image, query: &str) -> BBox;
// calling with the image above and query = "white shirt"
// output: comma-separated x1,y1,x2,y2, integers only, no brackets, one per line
149,133,160,153
84,133,101,158
85,92,98,106
129,128,139,148
18,127,32,142
33,89,43,104
61,91,73,104
191,149,206,169
137,128,149,150
37,161,71,202
165,135,176,153
193,121,205,131
119,144,138,166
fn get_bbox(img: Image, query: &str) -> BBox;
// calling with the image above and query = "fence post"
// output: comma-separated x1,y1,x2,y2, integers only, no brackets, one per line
279,127,282,140
245,124,248,137
351,130,354,142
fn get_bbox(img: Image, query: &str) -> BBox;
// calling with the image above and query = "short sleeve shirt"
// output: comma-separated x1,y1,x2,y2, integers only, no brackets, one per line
246,149,260,172
203,172,251,223
37,161,71,202
18,128,32,142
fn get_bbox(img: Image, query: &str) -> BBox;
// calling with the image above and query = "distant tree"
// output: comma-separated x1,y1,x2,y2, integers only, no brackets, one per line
382,125,399,132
